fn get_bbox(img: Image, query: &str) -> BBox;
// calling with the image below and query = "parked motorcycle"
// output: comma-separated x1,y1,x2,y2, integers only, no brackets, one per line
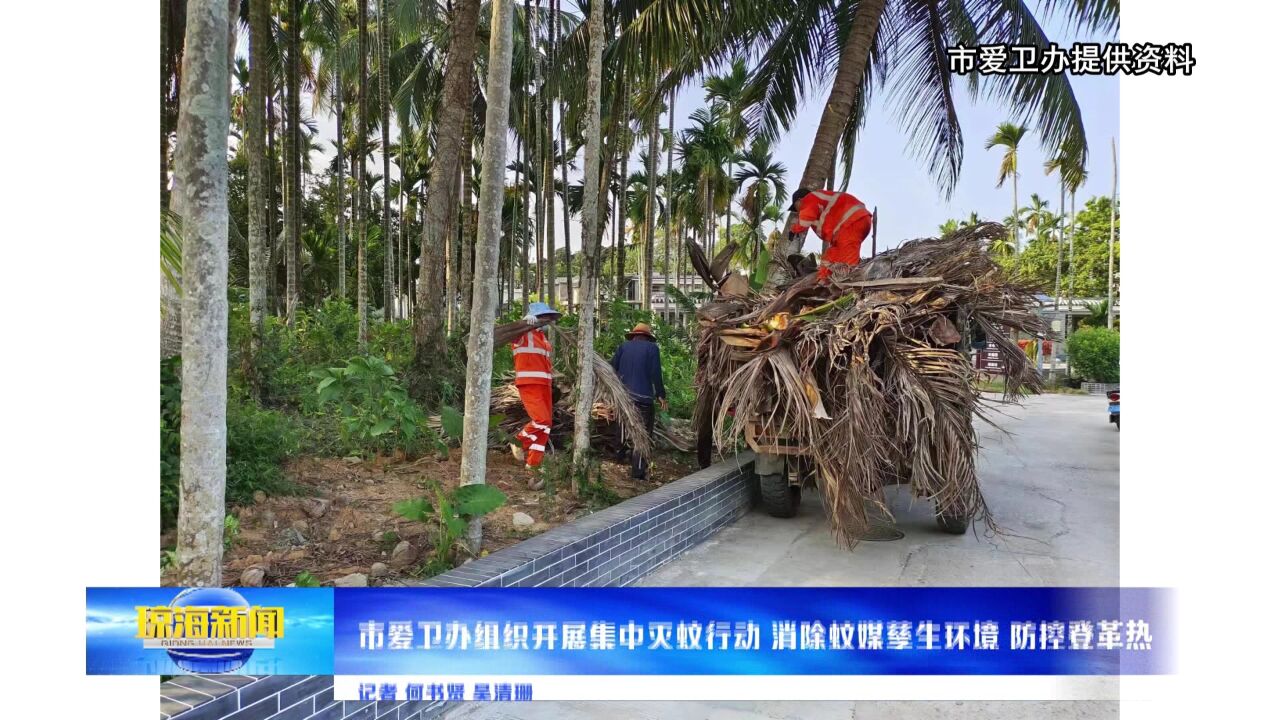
1107,389,1120,430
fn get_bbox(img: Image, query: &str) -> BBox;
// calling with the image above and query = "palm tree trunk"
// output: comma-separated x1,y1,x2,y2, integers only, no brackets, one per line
379,0,394,321
785,0,886,257
642,92,659,312
1066,189,1077,375
285,0,301,325
515,136,528,302
173,0,232,587
1107,138,1117,329
460,95,476,322
557,0,572,312
460,0,516,553
246,0,270,383
1012,158,1019,254
543,91,556,308
1054,179,1065,310
665,86,674,296
614,81,630,297
357,0,370,347
335,19,347,303
414,0,481,399
573,0,605,482
397,184,406,318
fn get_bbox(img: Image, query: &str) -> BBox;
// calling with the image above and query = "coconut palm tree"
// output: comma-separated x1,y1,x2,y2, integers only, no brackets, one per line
572,0,605,481
1045,140,1084,310
986,121,1029,254
733,136,787,263
377,0,394,320
642,0,1118,261
413,0,482,402
458,0,515,553
246,0,271,376
704,57,751,244
173,0,233,587
356,0,370,344
1021,192,1053,241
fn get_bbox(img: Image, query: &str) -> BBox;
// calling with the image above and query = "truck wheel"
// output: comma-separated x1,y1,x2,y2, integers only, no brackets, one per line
760,471,800,518
935,509,970,535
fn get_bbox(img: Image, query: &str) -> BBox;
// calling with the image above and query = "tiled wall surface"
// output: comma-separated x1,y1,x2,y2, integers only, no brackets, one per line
423,453,755,588
160,453,756,720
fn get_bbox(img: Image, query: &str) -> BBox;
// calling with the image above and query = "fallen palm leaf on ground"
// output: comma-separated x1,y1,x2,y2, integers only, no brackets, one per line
694,223,1046,544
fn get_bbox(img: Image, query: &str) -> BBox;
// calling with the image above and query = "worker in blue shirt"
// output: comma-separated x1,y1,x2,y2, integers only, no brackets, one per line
610,323,667,479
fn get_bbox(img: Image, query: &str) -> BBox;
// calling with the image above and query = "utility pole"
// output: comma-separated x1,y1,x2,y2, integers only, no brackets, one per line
1107,137,1117,330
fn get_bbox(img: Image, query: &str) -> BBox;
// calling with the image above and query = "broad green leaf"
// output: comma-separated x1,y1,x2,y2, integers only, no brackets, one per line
440,405,465,441
316,376,337,392
452,484,507,517
488,413,506,430
392,498,432,523
443,515,468,539
751,248,770,290
370,418,396,436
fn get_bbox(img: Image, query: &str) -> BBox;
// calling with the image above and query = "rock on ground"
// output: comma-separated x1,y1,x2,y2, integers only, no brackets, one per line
389,541,418,569
333,573,368,587
512,512,535,528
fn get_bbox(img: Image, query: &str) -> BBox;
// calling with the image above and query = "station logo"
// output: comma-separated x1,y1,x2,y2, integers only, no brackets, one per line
136,587,284,672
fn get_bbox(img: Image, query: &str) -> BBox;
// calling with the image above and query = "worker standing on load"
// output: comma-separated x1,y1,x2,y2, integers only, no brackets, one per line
501,302,560,484
787,187,873,280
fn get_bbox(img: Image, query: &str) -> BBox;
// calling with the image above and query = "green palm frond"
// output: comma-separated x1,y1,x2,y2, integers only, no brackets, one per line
984,121,1028,188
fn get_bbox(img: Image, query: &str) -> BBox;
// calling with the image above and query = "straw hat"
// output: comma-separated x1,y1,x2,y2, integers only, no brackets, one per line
625,323,655,340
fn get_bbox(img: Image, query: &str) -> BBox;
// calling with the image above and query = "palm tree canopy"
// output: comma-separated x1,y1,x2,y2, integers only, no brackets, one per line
985,121,1028,188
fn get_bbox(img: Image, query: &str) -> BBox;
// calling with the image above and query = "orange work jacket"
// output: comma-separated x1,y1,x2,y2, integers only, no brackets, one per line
790,190,871,244
512,329,554,386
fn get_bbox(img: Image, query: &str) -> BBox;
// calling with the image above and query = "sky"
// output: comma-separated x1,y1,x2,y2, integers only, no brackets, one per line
292,4,1118,261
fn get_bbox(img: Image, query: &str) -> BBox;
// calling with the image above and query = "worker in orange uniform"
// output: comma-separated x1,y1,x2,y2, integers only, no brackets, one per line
787,187,873,280
503,302,560,484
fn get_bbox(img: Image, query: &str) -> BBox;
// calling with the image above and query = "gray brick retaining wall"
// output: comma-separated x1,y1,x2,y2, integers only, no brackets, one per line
160,453,755,719
423,452,755,588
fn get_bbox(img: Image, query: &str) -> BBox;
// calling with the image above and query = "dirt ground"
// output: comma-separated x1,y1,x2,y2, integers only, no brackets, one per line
165,447,697,588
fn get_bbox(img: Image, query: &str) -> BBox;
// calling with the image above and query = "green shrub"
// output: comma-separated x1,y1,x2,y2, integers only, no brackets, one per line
311,356,433,455
161,359,298,530
1066,327,1120,383
225,393,300,503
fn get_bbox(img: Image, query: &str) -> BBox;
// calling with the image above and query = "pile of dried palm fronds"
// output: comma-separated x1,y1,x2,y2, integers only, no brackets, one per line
691,223,1046,544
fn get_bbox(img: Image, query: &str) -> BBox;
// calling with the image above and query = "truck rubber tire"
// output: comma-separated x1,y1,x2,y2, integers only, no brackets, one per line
760,472,800,518
935,510,970,535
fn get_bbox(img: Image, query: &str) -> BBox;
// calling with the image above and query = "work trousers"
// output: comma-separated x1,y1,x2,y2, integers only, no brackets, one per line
619,398,656,479
516,384,554,467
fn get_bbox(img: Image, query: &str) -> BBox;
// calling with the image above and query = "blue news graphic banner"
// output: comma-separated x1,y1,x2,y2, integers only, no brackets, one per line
334,587,1172,676
85,587,334,675
85,587,1172,676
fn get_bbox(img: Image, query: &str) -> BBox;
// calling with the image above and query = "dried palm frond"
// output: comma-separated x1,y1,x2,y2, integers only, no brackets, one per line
586,351,652,460
691,224,1046,544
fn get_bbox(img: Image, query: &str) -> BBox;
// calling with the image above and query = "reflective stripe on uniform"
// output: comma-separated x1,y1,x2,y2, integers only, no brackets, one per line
516,370,554,380
513,346,550,357
529,444,546,452
829,202,868,237
530,422,551,431
810,190,841,230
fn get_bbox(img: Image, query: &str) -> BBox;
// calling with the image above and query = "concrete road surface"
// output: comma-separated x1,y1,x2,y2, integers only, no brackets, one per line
450,394,1121,720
